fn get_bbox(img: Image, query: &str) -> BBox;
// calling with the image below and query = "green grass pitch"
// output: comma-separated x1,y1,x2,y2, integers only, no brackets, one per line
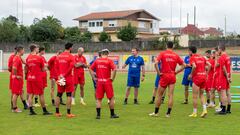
0,72,239,135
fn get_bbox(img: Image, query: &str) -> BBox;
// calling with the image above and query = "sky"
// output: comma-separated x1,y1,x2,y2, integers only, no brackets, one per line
0,0,239,33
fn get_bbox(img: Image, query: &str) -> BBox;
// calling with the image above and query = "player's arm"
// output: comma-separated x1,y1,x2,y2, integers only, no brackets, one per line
110,61,117,82
154,58,161,76
188,63,196,80
21,57,26,64
89,61,97,81
141,65,145,81
122,57,129,69
222,65,231,83
206,61,211,74
111,69,117,82
175,63,186,75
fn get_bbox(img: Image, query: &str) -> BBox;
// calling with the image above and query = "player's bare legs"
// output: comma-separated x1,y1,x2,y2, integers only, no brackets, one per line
199,89,207,117
39,94,52,115
149,86,166,117
189,83,207,118
80,84,86,105
124,87,131,104
226,90,231,113
50,79,55,105
206,91,211,105
183,85,189,104
18,90,28,109
72,85,78,105
12,94,21,113
218,90,227,114
166,84,175,117
28,94,36,115
210,89,216,107
149,88,157,104
96,99,102,119
134,87,139,104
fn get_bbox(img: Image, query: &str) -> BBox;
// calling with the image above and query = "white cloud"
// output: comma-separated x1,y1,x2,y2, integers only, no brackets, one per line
0,0,239,33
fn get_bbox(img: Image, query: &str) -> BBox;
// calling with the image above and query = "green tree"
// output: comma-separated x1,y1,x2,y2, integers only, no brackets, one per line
30,16,63,42
64,27,81,42
80,31,92,43
18,25,31,42
98,31,111,42
117,23,137,41
0,17,19,42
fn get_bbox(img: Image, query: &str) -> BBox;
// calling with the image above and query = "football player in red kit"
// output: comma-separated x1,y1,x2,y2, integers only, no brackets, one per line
72,47,88,105
55,43,76,118
26,44,52,115
216,45,232,115
8,47,28,110
90,49,119,119
149,41,185,118
11,46,25,113
188,46,211,118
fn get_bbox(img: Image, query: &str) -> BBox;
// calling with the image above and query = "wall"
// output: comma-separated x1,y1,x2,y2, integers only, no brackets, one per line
189,39,240,48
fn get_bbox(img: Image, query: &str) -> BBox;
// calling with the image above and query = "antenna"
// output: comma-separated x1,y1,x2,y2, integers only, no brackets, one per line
187,13,189,25
180,0,182,28
225,16,227,36
170,0,173,29
16,0,19,20
194,6,196,26
21,0,23,24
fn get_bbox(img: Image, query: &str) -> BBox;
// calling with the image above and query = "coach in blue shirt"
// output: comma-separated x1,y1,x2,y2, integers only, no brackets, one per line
122,48,145,105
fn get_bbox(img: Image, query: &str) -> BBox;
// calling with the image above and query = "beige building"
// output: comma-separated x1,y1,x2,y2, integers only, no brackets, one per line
73,9,160,42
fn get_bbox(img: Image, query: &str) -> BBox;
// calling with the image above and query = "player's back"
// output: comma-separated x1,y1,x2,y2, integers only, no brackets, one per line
191,54,206,77
158,50,183,74
26,54,44,81
93,57,115,80
56,51,74,77
207,58,215,77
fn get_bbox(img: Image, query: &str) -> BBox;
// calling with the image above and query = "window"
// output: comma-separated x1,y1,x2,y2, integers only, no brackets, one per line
96,22,100,27
89,22,96,27
139,21,145,28
108,20,117,27
100,22,103,27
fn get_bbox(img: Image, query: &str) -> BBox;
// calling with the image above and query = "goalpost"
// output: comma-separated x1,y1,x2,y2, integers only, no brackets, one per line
0,50,3,72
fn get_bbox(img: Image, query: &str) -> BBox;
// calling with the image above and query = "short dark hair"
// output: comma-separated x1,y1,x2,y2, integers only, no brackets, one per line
167,41,174,49
30,44,38,52
189,46,197,54
98,51,102,57
218,45,226,51
65,42,73,50
205,50,211,54
132,48,139,52
214,47,218,51
39,47,45,52
16,46,24,52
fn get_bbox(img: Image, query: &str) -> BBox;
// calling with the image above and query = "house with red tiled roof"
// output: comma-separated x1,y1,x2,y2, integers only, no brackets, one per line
180,24,204,36
74,9,160,42
200,27,223,37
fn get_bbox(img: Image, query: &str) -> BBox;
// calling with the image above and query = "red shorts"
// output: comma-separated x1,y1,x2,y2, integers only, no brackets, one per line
43,76,47,88
27,81,44,95
96,81,114,99
74,73,85,85
159,73,176,88
217,76,229,91
205,77,213,92
11,78,23,95
193,76,206,89
57,77,74,93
